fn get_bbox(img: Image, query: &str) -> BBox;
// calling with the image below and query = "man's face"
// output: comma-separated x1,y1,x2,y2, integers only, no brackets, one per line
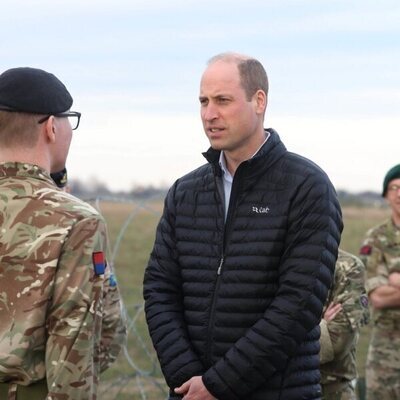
199,61,264,158
385,178,400,219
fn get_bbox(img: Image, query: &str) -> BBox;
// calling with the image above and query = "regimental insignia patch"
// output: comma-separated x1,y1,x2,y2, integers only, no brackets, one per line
109,273,117,287
360,294,369,308
359,245,372,255
92,251,106,275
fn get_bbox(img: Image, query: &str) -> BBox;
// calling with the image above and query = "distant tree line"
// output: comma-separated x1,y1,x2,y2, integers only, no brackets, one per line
69,178,386,208
69,179,168,201
336,190,386,208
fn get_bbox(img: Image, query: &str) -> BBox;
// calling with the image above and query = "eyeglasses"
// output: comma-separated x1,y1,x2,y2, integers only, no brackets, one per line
38,111,81,130
387,184,400,193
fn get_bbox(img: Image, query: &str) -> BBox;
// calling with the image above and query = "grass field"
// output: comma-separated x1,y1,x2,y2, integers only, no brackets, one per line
95,199,390,399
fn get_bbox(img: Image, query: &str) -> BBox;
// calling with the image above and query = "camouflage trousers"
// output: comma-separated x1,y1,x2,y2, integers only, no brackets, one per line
321,383,356,400
366,327,400,400
0,380,47,400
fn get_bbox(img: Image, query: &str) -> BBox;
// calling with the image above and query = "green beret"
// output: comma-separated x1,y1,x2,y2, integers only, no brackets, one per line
0,67,72,114
382,164,400,196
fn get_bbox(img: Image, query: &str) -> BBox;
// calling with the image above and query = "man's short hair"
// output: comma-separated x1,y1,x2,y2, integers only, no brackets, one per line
0,111,41,147
208,52,269,100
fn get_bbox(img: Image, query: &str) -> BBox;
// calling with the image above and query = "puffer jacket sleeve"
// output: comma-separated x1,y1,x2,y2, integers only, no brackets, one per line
143,182,205,390
202,173,343,399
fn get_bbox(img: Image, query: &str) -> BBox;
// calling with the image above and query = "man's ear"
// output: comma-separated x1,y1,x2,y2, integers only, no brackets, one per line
254,89,267,115
44,116,56,143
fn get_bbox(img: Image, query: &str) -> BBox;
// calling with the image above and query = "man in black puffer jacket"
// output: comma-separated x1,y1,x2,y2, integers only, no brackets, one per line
143,52,343,400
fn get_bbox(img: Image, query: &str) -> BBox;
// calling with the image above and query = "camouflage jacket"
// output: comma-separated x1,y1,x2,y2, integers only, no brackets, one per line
359,219,400,328
0,162,126,399
320,249,369,388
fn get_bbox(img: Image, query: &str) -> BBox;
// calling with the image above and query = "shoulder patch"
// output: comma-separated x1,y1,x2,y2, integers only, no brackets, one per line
360,245,372,255
92,251,106,275
360,294,369,308
109,273,117,287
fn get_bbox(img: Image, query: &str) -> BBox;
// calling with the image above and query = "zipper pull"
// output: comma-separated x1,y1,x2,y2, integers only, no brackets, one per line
217,257,224,275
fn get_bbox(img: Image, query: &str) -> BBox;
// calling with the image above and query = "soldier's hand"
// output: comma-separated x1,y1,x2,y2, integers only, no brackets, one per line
389,272,400,288
323,302,342,322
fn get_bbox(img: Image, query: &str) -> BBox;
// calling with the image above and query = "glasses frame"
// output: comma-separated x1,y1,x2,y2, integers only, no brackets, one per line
387,184,400,193
38,111,81,130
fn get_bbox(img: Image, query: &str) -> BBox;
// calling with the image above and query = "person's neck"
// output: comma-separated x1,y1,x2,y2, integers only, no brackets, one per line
392,212,400,228
223,153,243,176
224,130,267,176
0,147,49,172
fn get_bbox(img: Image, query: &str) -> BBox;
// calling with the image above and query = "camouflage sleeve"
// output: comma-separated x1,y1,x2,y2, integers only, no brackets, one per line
99,261,127,372
359,230,389,294
320,319,334,363
320,252,369,364
45,216,113,399
334,254,369,331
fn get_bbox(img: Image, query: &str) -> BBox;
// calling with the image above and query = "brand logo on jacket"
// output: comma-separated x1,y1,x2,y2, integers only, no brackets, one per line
252,206,270,214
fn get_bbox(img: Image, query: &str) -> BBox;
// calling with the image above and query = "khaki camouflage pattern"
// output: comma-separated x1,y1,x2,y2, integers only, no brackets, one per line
321,384,357,400
365,329,400,400
320,249,369,399
359,220,400,400
0,162,126,400
360,219,400,326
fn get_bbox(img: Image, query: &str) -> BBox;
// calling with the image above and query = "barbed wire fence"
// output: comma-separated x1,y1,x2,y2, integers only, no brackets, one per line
86,195,170,400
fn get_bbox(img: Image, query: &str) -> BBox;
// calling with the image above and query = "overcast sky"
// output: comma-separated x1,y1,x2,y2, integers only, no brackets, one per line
1,0,399,192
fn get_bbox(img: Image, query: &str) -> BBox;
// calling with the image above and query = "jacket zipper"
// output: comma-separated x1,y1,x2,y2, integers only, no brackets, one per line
205,172,225,367
205,165,244,367
217,257,224,275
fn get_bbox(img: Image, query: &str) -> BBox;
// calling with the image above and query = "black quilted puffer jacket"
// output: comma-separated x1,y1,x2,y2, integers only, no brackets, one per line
144,129,343,400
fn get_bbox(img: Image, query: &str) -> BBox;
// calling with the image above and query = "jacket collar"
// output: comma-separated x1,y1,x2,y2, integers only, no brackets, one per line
0,161,55,186
202,128,287,178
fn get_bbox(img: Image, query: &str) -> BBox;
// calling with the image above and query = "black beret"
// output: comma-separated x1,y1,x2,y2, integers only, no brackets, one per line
50,168,68,188
382,164,400,197
0,67,73,114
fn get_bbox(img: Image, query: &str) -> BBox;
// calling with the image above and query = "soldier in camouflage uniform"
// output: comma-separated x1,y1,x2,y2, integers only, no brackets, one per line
320,249,369,400
359,164,400,400
0,67,126,400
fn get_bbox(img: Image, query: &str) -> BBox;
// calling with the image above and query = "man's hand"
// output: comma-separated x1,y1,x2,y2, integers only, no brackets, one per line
323,302,342,322
389,272,400,288
174,376,216,400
